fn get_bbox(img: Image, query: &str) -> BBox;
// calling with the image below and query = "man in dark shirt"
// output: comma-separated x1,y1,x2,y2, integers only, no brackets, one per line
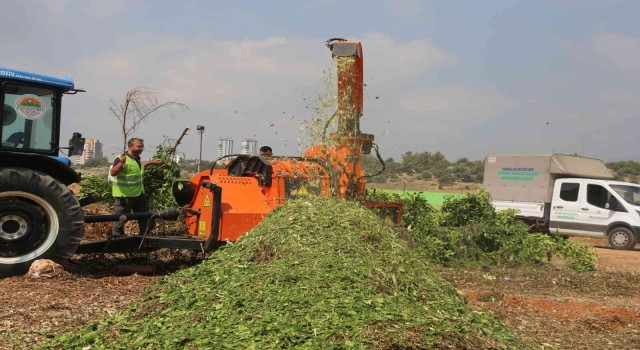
259,146,273,157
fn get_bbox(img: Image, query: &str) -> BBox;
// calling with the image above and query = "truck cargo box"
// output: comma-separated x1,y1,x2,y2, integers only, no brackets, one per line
483,154,614,203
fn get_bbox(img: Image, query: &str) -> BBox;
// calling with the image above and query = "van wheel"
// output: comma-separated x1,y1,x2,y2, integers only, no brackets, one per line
607,227,637,250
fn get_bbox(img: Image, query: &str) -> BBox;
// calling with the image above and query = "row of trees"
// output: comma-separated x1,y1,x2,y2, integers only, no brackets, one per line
363,153,640,185
606,161,640,182
363,151,485,185
163,151,485,185
77,150,640,186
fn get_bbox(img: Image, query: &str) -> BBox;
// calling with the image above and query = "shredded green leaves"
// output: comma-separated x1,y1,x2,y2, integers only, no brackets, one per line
45,197,523,349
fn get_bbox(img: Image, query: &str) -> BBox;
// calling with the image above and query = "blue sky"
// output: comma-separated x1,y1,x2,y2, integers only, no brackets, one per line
3,0,640,162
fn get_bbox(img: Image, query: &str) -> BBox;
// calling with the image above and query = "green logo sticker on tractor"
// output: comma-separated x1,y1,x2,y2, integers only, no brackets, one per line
15,94,46,120
498,167,539,181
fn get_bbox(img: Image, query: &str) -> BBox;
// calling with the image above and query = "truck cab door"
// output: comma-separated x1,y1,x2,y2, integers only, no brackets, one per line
549,179,585,236
578,183,627,237
551,180,625,238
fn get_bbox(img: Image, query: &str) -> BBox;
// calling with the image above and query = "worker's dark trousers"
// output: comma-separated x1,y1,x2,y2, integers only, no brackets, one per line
111,195,152,236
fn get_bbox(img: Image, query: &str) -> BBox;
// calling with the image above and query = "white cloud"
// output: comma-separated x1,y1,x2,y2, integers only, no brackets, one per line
59,34,335,157
42,0,70,18
41,0,140,20
592,33,640,79
398,85,514,122
70,34,325,106
359,33,457,87
69,32,454,120
385,0,422,17
58,32,459,160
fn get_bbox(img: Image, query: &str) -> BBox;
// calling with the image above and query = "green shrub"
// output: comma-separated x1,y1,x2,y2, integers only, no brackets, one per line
554,236,598,272
78,175,113,204
440,189,495,227
143,144,180,210
497,233,556,266
396,189,597,271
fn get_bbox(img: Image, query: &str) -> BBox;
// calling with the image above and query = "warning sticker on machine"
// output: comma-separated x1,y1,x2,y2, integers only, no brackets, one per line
15,94,46,120
198,220,206,236
297,186,309,196
203,193,211,207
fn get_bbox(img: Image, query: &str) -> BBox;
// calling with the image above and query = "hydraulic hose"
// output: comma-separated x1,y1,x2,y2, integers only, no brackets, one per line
358,143,385,181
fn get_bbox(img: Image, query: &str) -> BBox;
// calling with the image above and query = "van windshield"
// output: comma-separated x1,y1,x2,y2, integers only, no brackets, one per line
610,184,640,206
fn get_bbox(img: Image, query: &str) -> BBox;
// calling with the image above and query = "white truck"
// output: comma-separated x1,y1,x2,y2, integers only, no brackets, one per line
483,154,640,250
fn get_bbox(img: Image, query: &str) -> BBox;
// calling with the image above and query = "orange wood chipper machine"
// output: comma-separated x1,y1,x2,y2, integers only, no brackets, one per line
77,38,402,255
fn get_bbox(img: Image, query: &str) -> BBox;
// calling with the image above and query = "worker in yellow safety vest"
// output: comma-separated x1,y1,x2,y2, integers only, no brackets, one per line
109,137,162,236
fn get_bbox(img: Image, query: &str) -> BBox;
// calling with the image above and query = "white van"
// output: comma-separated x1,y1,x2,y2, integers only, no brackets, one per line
484,154,640,250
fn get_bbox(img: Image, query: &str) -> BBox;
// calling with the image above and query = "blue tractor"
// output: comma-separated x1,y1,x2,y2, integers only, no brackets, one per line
0,67,86,276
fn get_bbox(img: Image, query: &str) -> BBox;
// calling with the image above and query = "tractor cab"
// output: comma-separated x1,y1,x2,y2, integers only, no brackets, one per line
0,68,88,276
1,67,84,158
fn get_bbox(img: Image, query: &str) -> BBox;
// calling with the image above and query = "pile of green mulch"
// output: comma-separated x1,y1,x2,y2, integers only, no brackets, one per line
45,197,524,349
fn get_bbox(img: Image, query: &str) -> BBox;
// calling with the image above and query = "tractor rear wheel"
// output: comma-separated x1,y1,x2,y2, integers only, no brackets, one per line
0,167,84,276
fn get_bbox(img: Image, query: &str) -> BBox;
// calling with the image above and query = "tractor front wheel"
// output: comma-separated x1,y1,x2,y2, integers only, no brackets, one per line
0,167,84,276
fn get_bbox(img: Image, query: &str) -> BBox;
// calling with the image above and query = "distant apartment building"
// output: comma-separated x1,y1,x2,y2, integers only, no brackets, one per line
76,138,103,165
240,138,258,155
218,137,234,158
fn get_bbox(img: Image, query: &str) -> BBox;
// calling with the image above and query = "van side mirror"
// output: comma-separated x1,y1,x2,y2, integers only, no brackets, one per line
68,132,85,156
607,197,627,212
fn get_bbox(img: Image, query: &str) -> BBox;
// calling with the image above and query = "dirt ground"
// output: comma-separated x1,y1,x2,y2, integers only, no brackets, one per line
1,231,638,349
437,239,640,350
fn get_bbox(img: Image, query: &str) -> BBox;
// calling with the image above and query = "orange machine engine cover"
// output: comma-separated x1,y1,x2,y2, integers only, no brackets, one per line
183,156,331,242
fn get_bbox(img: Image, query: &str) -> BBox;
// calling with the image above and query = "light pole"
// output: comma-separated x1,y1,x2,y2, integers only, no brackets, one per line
197,125,205,172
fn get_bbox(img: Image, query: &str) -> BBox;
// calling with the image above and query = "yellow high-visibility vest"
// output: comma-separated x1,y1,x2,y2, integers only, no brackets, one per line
112,155,145,197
